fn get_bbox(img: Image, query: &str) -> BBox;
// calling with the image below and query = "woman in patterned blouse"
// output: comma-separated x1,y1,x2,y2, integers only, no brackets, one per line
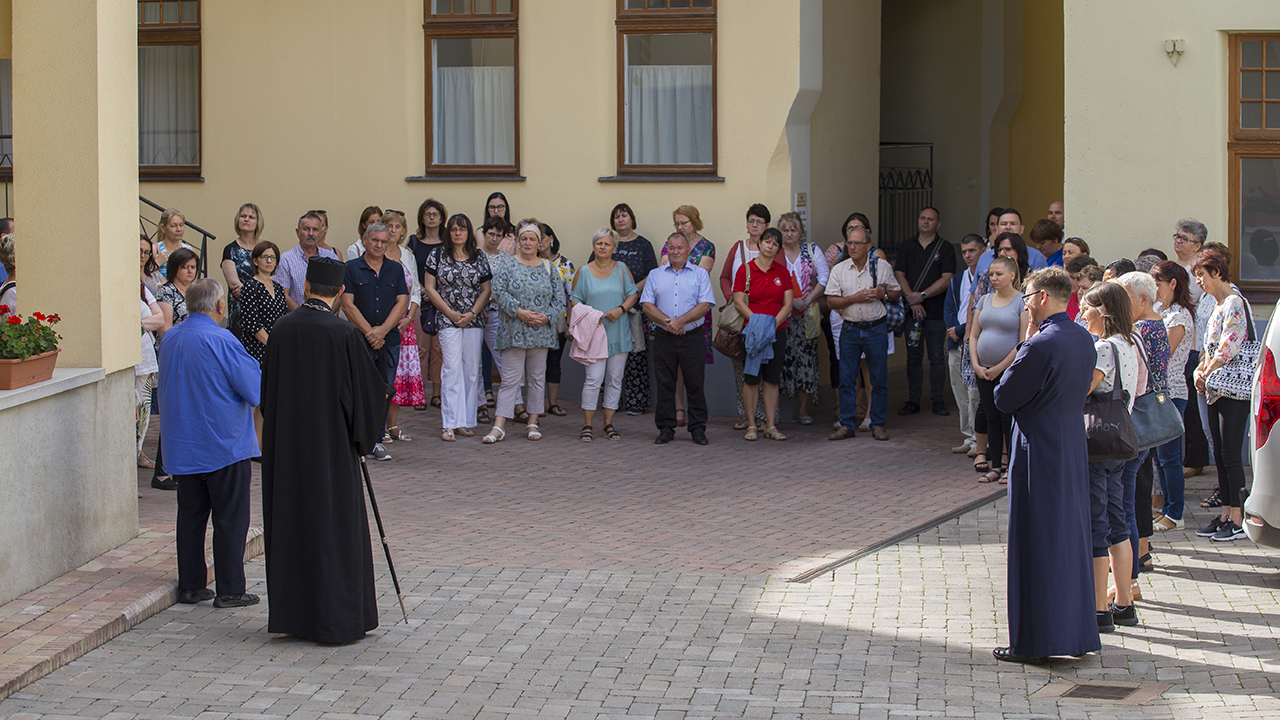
484,220,566,443
1191,250,1252,543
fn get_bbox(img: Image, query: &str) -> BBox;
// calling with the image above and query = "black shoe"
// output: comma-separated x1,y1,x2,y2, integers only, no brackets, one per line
177,588,214,604
1097,609,1115,633
691,429,709,445
151,476,177,491
1196,515,1226,537
897,402,920,416
1211,519,1247,542
655,430,675,444
213,593,260,609
1109,603,1139,626
992,647,1048,665
625,406,645,416
932,402,950,417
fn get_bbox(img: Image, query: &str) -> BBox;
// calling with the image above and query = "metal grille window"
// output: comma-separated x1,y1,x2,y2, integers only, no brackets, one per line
0,60,11,175
138,0,201,178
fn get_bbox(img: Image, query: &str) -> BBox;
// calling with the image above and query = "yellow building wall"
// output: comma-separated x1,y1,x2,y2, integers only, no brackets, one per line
1007,0,1063,226
1064,0,1274,267
0,0,11,58
143,0,803,305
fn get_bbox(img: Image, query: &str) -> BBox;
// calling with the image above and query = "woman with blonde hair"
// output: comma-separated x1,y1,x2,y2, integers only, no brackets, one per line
968,257,1029,483
777,211,827,423
153,208,198,277
379,210,425,442
660,204,717,426
221,202,264,342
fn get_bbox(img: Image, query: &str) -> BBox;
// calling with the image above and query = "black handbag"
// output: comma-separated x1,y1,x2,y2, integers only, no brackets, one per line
1131,339,1184,451
1085,340,1139,462
420,245,441,336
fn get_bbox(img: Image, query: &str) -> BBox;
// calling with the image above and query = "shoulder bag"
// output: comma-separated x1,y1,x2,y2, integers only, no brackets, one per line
713,246,751,359
1130,336,1184,450
420,246,441,336
1205,294,1260,403
870,256,906,334
1085,340,1139,462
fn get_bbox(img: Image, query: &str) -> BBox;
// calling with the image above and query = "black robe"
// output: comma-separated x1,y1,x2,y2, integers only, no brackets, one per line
995,312,1100,658
261,300,389,643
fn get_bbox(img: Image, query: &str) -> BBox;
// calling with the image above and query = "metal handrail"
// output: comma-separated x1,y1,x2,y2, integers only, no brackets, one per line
139,194,214,278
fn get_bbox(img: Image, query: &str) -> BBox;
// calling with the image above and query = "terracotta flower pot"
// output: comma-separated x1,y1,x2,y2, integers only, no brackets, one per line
0,349,60,390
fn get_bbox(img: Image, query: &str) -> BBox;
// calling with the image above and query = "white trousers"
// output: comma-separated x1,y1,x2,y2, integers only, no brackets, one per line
497,347,547,420
582,352,628,411
439,326,483,430
947,348,978,445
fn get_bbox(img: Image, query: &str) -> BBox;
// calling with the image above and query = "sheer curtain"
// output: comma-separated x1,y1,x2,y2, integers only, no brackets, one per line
434,66,515,165
626,65,712,165
138,45,200,166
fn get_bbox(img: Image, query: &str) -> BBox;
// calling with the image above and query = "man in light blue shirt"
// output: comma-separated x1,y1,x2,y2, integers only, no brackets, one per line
975,209,1047,275
158,278,261,610
641,232,715,445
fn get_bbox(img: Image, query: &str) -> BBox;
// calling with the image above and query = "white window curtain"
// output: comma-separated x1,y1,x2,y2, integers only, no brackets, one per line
138,45,200,166
626,65,712,165
433,66,515,165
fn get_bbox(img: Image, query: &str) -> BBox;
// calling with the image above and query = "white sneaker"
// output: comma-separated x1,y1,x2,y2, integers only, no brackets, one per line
368,443,392,461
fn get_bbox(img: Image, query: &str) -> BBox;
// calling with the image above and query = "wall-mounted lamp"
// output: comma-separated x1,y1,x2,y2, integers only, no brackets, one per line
1165,39,1185,67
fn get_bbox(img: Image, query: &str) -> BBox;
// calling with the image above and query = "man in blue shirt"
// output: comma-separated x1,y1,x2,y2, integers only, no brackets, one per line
341,222,408,461
975,209,1047,276
641,232,715,445
157,278,262,609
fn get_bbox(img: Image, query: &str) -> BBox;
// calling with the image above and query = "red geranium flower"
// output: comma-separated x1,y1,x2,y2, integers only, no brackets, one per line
6,316,21,325
33,312,45,321
50,314,61,322
0,304,9,314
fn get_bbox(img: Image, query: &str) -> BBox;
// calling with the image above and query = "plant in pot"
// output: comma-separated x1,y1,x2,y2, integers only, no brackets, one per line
0,307,63,390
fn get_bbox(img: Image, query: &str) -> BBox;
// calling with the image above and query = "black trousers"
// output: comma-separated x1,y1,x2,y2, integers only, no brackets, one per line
176,459,251,597
976,373,1011,468
1182,351,1211,468
907,317,947,405
1136,452,1155,539
1208,397,1250,507
653,329,707,433
821,317,840,388
545,332,566,384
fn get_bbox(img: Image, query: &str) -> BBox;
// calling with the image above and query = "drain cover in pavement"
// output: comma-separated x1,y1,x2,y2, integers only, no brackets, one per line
1031,679,1171,706
1062,683,1138,701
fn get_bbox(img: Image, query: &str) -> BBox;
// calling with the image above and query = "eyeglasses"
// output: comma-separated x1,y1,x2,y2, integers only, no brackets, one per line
674,219,692,228
488,204,507,212
1021,289,1045,305
140,249,152,256
259,255,278,262
309,209,327,215
424,211,442,219
846,239,872,246
1172,233,1198,244
747,219,767,227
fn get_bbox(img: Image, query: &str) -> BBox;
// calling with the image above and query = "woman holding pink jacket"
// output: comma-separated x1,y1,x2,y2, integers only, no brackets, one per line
569,227,639,441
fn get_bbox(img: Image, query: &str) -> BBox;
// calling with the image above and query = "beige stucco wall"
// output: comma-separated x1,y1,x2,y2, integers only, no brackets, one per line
880,0,984,240
0,370,138,606
1007,0,1063,225
1064,0,1275,267
143,0,804,307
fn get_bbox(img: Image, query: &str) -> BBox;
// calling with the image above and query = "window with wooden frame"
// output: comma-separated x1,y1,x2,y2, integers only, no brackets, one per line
612,0,717,179
1229,34,1280,298
423,1,519,178
138,1,202,180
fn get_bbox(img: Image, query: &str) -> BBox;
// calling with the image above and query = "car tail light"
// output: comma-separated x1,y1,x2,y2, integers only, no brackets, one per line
1257,347,1280,450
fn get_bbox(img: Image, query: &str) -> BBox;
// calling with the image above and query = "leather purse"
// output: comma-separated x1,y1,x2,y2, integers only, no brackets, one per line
1131,341,1184,450
1085,340,1139,462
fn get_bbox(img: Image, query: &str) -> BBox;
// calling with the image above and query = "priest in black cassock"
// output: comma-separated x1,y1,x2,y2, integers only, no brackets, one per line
992,267,1099,664
261,256,390,643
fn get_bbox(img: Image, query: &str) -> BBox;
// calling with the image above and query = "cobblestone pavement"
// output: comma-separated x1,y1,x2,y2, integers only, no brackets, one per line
3,404,1279,719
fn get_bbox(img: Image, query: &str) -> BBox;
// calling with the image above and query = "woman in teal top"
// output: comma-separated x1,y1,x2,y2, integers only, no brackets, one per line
484,220,566,443
570,227,640,441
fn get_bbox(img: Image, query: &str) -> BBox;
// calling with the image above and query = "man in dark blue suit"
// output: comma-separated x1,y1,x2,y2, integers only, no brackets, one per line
993,267,1099,664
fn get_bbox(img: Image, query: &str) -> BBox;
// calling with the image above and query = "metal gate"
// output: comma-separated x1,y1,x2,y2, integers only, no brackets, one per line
878,143,933,259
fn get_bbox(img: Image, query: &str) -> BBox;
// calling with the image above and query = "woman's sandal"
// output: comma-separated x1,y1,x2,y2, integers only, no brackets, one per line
744,426,758,441
973,454,990,473
676,409,686,427
763,426,787,441
455,427,475,437
604,423,621,440
485,390,496,408
477,407,491,425
978,470,1002,483
430,396,442,408
514,409,531,423
441,429,456,442
580,425,594,442
527,424,542,441
1201,489,1222,508
1137,552,1153,572
137,452,156,470
388,426,412,442
733,419,751,430
482,426,505,444
413,403,427,411
547,404,568,417
998,469,1008,485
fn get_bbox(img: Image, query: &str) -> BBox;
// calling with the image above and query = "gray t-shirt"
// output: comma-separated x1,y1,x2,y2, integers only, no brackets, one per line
974,291,1025,367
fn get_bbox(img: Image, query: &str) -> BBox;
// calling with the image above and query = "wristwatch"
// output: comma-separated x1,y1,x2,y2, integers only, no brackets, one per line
920,290,928,300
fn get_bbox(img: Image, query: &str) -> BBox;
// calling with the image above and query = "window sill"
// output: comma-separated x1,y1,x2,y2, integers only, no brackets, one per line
598,174,724,183
0,367,105,412
140,175,205,183
406,175,526,183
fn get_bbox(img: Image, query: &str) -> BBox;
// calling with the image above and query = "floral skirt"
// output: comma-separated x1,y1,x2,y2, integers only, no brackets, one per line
623,345,651,410
393,321,426,406
780,332,820,398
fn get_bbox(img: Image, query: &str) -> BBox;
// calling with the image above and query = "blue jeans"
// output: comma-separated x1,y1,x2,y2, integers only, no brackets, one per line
1121,449,1148,579
369,344,401,440
1157,398,1188,520
838,320,888,430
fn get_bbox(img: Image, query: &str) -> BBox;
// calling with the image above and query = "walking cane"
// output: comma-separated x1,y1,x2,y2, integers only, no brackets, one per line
359,456,409,623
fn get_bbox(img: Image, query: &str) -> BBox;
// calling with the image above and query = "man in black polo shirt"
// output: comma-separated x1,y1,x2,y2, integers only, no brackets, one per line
893,207,956,417
341,222,409,460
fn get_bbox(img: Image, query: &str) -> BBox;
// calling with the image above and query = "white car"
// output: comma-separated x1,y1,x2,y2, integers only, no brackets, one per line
1248,299,1280,547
